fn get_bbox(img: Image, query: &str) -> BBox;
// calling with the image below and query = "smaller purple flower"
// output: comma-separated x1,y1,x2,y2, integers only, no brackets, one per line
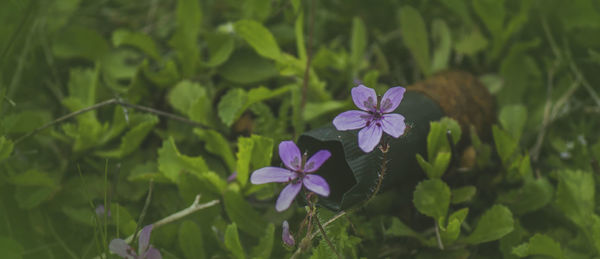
282,220,295,246
95,205,111,217
333,85,407,153
109,225,162,259
250,141,331,212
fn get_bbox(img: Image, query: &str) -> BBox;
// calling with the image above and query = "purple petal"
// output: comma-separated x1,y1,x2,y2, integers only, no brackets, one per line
138,225,153,254
227,172,237,182
302,174,330,197
279,141,302,171
380,87,406,113
303,150,331,173
250,167,297,184
358,123,383,153
381,113,406,138
282,220,295,246
109,239,136,259
332,110,370,131
143,247,162,259
351,85,378,112
275,182,302,212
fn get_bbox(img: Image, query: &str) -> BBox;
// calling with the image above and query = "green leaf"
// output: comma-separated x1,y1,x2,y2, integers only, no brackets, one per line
194,129,235,171
203,32,234,67
0,136,14,161
157,137,209,183
479,74,504,94
169,0,202,77
225,223,246,259
112,29,160,60
9,169,57,187
95,115,158,158
303,100,348,121
512,234,564,259
15,185,59,209
350,17,367,73
455,29,488,56
465,205,514,244
427,117,461,161
498,178,553,215
0,236,24,259
179,221,205,259
110,203,137,236
555,170,594,228
472,0,505,39
431,19,452,73
399,6,430,76
219,49,278,84
499,105,527,141
223,187,268,238
493,125,518,165
52,25,109,61
168,80,208,115
218,86,290,126
234,20,281,61
413,179,451,222
385,217,424,242
250,223,274,259
441,208,469,243
142,59,180,87
235,135,273,186
451,186,476,204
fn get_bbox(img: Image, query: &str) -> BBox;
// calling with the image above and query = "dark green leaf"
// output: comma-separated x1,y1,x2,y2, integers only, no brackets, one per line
399,6,430,75
499,105,527,141
234,20,281,61
169,0,202,77
465,205,514,244
0,236,23,259
451,186,476,204
431,19,452,73
158,137,209,182
225,223,246,259
112,29,160,60
250,223,274,259
224,187,267,238
512,234,564,259
413,179,451,222
179,220,205,259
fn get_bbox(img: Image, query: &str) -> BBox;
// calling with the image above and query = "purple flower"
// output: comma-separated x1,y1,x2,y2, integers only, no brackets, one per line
250,141,331,212
95,204,111,217
109,225,162,259
282,220,295,246
333,85,407,153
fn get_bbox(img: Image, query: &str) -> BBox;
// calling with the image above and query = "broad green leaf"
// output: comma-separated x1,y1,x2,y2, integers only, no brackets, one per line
472,0,505,39
303,100,348,121
235,135,273,186
498,177,553,215
157,137,209,183
179,221,205,259
219,49,278,84
493,125,518,165
224,187,267,238
465,205,514,244
555,170,594,227
95,115,158,158
499,105,527,141
250,223,274,259
451,186,476,204
194,129,235,171
0,236,23,259
350,17,367,74
168,81,208,115
413,179,451,222
52,25,109,61
170,0,202,77
9,169,56,187
399,6,430,76
225,223,246,259
218,88,247,127
431,19,452,73
248,135,274,170
112,29,160,60
203,32,234,67
455,29,488,56
234,20,281,61
512,234,564,259
0,136,14,161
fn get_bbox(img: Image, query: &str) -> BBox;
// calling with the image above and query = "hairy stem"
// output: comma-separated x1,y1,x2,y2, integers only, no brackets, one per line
314,210,342,259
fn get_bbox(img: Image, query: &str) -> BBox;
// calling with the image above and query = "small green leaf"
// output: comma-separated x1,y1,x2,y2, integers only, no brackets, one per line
234,20,281,61
95,115,158,158
498,177,553,215
157,137,209,183
479,74,504,94
472,0,505,39
204,32,234,67
465,205,514,244
219,49,278,84
9,169,57,187
218,88,248,127
0,236,24,259
451,186,476,204
441,208,469,243
303,100,348,121
512,234,564,259
350,17,367,73
399,6,430,76
431,19,452,73
235,135,274,186
179,221,205,259
112,29,160,60
142,59,180,87
555,170,594,227
169,0,202,77
493,125,518,165
194,129,235,171
455,29,488,56
168,81,208,116
225,223,246,259
413,179,451,222
52,25,109,61
499,105,527,141
250,223,275,259
224,187,267,238
385,217,424,241
427,117,461,161
0,136,14,161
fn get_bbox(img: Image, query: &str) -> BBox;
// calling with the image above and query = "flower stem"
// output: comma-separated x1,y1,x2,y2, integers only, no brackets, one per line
314,210,342,259
363,142,390,206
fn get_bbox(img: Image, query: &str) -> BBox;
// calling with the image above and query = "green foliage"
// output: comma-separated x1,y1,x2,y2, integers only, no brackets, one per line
512,234,564,259
225,223,246,259
413,179,451,223
179,221,206,259
0,236,23,259
465,205,514,244
399,6,430,76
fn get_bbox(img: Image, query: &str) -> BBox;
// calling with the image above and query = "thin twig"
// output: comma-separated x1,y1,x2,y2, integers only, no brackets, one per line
131,180,154,243
314,211,342,259
14,98,209,145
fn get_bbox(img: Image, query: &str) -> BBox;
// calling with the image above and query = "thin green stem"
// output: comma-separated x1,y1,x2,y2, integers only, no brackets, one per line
131,180,154,243
314,209,342,259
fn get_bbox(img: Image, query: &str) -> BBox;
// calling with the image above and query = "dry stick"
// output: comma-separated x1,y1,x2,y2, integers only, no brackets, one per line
92,195,219,259
14,98,209,145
